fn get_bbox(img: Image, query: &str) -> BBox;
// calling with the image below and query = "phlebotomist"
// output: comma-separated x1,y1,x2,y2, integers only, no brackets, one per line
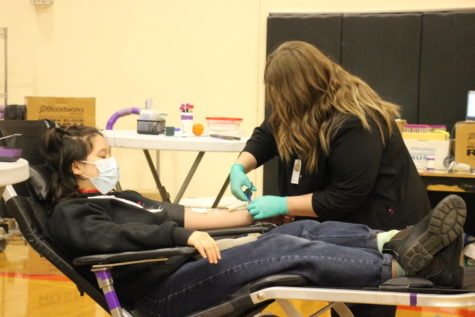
229,41,431,232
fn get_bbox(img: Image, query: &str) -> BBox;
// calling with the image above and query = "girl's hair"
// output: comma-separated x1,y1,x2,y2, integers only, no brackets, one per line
41,125,102,202
264,41,400,172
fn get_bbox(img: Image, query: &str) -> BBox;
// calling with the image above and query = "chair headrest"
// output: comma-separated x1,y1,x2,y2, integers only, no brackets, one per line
27,165,52,202
0,119,53,165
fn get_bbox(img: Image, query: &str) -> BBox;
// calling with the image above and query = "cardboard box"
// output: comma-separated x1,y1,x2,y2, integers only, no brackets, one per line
27,245,62,275
403,139,451,171
25,96,95,127
395,119,407,132
402,132,448,140
455,121,475,169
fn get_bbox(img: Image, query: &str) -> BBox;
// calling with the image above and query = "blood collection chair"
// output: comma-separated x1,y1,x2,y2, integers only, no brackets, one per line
0,120,308,317
2,120,475,317
4,163,292,317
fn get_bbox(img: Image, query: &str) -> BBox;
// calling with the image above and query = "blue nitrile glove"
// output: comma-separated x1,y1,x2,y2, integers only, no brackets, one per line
230,163,256,201
248,196,288,220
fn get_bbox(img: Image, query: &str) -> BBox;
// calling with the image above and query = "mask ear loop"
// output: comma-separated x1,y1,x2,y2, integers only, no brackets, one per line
77,174,92,181
75,160,96,181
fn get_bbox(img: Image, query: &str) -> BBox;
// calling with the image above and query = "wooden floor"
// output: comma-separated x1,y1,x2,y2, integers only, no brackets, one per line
0,235,108,317
1,234,475,317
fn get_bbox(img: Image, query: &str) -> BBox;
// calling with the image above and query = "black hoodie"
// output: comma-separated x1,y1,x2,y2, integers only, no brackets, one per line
47,190,192,306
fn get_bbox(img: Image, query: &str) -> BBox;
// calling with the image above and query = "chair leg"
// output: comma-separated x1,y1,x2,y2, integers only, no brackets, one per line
275,299,304,317
93,267,127,317
308,302,354,317
0,227,6,252
331,302,354,317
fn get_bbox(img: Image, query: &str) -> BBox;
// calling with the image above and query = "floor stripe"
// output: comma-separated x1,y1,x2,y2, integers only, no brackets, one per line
0,271,70,281
398,305,475,316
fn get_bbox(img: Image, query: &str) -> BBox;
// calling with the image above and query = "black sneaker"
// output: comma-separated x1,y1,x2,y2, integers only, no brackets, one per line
383,194,466,272
416,234,464,289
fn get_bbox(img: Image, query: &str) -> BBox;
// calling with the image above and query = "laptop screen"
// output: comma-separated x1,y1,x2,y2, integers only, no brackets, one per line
466,91,475,121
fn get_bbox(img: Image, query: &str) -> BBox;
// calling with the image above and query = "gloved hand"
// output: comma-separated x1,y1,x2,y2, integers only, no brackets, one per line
248,196,288,220
230,163,256,201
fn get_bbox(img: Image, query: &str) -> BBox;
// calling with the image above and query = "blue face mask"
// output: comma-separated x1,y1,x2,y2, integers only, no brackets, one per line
81,157,120,194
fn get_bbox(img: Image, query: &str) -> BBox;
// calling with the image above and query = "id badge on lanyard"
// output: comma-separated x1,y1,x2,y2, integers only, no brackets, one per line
291,159,302,184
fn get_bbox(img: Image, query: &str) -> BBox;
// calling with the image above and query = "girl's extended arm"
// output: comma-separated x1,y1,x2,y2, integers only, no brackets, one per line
184,208,254,230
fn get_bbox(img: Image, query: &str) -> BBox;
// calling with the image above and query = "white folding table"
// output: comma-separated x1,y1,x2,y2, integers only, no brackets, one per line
0,158,29,197
102,130,247,206
0,158,29,249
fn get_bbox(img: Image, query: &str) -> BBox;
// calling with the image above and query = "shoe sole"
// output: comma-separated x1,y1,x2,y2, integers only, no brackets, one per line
398,195,466,272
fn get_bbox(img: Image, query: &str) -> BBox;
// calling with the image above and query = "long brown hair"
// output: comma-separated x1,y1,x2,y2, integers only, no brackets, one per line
264,41,400,172
41,125,102,202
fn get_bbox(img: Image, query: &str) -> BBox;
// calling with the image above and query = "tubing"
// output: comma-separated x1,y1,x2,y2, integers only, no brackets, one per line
106,107,141,130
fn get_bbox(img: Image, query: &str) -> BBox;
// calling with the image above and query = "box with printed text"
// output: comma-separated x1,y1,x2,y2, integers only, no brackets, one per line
455,121,475,169
403,139,450,171
26,96,95,127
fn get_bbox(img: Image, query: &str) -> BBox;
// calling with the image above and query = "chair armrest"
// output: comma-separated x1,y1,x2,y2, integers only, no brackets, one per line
73,246,196,266
73,223,275,267
206,222,276,238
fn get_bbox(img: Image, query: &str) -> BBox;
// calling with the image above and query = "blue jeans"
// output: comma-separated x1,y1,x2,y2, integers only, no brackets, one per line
136,220,393,317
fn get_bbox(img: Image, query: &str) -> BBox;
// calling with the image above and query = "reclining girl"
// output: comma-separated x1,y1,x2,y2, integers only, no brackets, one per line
41,125,467,317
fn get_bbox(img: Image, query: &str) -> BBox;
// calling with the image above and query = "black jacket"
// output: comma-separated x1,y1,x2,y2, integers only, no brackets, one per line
244,116,431,230
46,190,192,306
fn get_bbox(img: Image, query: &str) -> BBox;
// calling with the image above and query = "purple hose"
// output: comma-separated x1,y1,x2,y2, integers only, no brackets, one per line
106,107,141,130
